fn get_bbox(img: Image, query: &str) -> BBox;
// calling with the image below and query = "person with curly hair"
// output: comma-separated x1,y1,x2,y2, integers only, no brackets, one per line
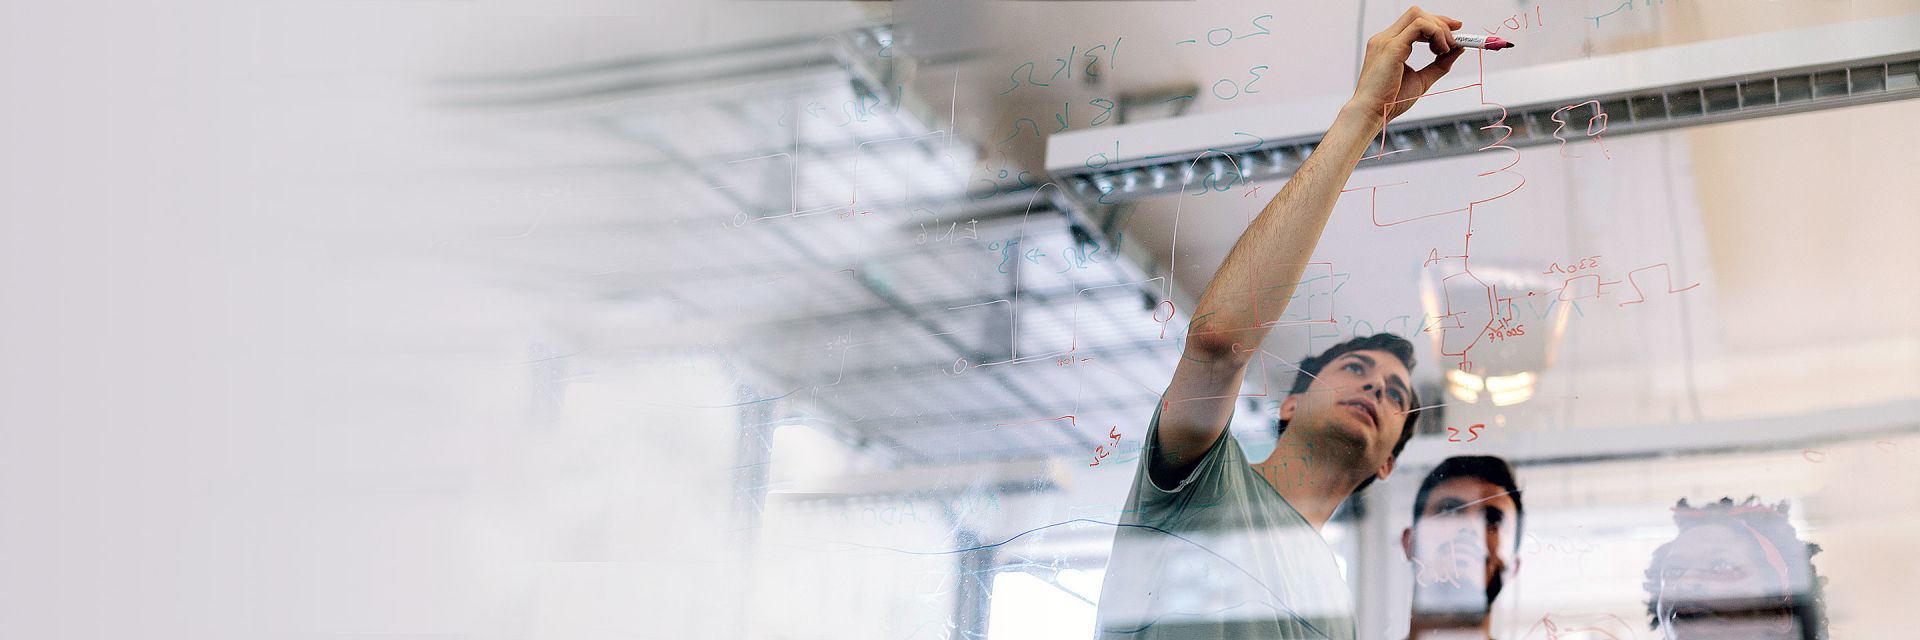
1643,497,1828,640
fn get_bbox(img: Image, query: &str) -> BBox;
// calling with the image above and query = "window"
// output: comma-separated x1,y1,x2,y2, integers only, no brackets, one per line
987,568,1105,640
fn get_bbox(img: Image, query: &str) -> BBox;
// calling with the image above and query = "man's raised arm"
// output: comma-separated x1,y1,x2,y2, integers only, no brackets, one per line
1148,7,1463,486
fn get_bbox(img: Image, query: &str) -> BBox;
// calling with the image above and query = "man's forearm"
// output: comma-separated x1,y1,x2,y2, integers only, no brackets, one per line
1184,103,1385,362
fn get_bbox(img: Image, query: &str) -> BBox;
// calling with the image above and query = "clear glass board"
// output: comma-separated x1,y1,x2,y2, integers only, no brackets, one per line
3,1,1915,639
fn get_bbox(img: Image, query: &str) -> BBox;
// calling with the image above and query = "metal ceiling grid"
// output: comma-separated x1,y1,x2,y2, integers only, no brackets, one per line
793,92,915,145
873,249,991,308
833,374,1003,422
440,22,1195,466
1096,347,1178,397
931,302,1017,361
1005,299,1081,359
543,185,712,229
661,270,824,326
1042,289,1163,355
710,231,798,277
569,173,739,225
721,257,990,345
782,267,882,319
773,334,884,390
629,227,722,274
874,389,1175,464
790,164,852,214
898,148,972,203
883,422,1001,463
794,333,976,388
646,104,770,163
816,335,1179,425
890,410,1074,463
799,223,897,269
851,352,1076,412
789,154,962,217
773,232,1174,454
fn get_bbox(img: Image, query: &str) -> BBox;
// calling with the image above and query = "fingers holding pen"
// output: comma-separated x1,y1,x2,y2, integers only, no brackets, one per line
1384,5,1426,35
1418,47,1466,85
1351,6,1468,122
1400,13,1463,56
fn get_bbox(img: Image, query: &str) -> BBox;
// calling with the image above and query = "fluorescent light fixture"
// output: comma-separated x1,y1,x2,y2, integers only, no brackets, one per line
1487,372,1538,406
1446,369,1483,404
1447,369,1537,406
1490,386,1536,407
1485,371,1536,393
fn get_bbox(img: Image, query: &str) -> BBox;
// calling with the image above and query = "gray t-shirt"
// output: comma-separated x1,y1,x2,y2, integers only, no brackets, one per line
1094,404,1357,640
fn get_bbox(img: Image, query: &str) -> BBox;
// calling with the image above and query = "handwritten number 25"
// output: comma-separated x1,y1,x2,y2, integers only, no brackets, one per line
1001,61,1049,95
1446,424,1486,443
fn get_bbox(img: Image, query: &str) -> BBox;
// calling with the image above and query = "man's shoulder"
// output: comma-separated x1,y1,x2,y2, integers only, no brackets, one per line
1149,460,1313,521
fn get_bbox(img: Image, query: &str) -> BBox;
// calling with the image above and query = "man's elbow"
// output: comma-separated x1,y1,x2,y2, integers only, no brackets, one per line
1184,331,1252,367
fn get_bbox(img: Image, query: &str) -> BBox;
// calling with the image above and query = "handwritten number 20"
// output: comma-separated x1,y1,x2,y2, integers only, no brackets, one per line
1248,14,1273,38
1186,15,1274,46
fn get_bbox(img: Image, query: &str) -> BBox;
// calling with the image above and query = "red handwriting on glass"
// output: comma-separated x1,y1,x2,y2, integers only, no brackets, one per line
1485,5,1546,35
1543,255,1601,275
1615,262,1700,307
1549,100,1612,159
1089,427,1125,466
1486,324,1525,341
1446,424,1487,443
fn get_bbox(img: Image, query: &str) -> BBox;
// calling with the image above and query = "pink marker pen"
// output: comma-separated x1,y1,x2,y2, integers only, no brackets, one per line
1450,33,1516,50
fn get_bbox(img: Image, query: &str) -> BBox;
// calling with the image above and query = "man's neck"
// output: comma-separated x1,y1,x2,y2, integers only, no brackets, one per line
1256,443,1369,529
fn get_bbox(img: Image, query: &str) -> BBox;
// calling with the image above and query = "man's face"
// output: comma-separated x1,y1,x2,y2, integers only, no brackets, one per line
1279,349,1414,479
1403,477,1520,621
1654,524,1800,640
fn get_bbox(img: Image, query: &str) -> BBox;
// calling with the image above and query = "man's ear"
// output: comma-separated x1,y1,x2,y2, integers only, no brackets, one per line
1401,527,1415,562
1374,455,1396,482
1278,394,1298,421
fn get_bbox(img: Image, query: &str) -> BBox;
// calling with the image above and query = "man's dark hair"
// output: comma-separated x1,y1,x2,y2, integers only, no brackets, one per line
1411,455,1526,542
1643,497,1827,639
1274,333,1420,493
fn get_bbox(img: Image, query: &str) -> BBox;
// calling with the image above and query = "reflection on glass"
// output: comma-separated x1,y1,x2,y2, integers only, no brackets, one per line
1645,497,1827,640
1404,456,1524,639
